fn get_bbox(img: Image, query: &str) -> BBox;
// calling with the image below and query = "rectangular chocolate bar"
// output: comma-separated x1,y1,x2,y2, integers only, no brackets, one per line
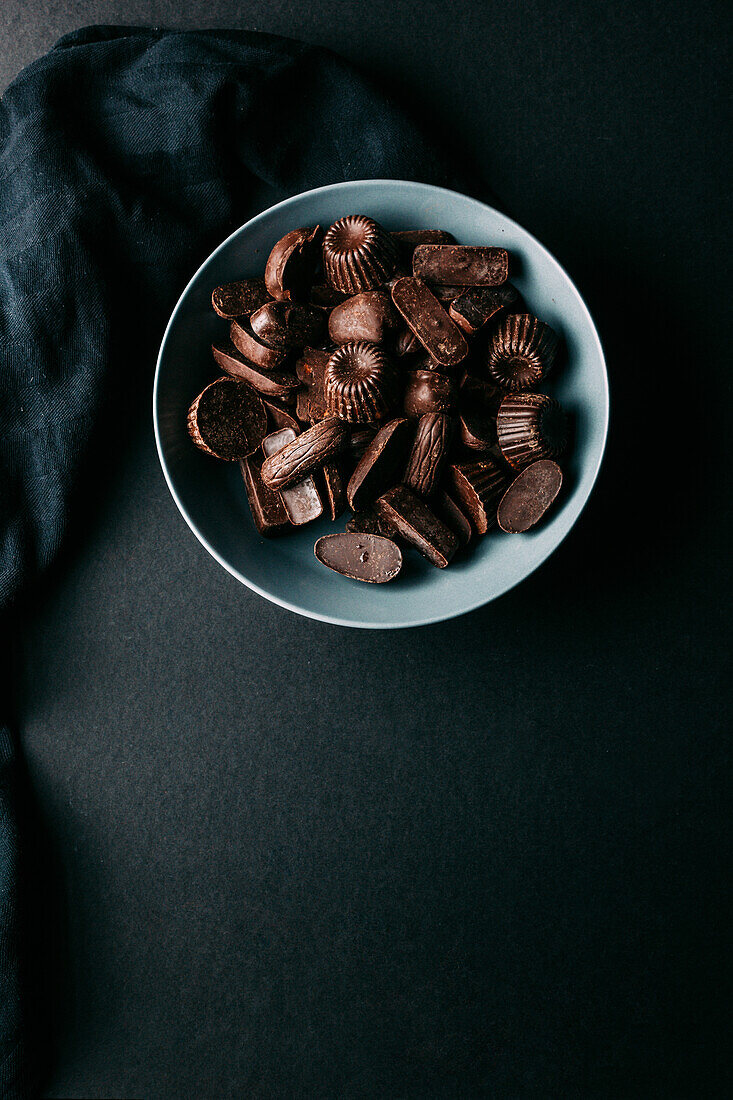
376,484,458,568
240,455,290,537
390,278,468,369
412,245,509,287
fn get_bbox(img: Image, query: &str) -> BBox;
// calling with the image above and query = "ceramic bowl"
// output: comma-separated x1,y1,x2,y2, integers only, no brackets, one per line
154,180,608,628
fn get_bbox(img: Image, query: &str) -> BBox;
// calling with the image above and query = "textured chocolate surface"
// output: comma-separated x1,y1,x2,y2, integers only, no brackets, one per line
346,418,413,511
314,532,403,583
230,318,287,370
447,459,507,535
487,314,559,391
497,459,563,533
391,277,468,367
402,413,454,497
324,341,396,423
211,277,269,319
261,428,323,525
496,392,568,470
375,484,458,568
212,340,300,401
240,453,290,537
449,283,519,335
412,244,509,286
187,377,267,461
322,214,397,293
261,418,349,490
264,225,322,301
328,290,398,344
250,301,324,350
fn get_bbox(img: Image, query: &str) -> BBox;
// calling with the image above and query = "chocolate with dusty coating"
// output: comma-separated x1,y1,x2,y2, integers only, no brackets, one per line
497,459,563,533
187,377,267,461
328,291,398,345
314,532,403,583
403,369,457,418
347,418,413,511
402,413,454,498
250,301,324,351
261,418,349,491
412,245,509,287
240,454,290,536
264,226,322,301
212,340,300,401
375,485,458,568
211,277,269,319
390,277,468,368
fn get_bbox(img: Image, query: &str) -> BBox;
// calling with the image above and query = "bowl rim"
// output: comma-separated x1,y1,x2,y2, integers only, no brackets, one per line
153,179,609,629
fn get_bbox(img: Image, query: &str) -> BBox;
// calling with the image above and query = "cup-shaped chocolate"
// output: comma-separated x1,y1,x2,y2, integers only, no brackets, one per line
486,314,559,392
322,215,397,294
496,393,568,470
324,341,397,423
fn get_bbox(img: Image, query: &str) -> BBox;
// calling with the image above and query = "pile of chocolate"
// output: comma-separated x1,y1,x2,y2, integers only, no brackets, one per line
187,215,569,583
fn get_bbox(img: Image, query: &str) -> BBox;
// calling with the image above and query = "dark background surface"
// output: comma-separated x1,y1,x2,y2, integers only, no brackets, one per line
8,1,731,1096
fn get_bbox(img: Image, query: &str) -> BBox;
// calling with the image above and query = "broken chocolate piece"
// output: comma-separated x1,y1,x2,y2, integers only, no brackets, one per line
394,327,421,357
325,341,397,423
345,506,396,538
432,491,473,546
263,399,301,435
403,369,457,418
390,277,468,368
449,284,520,336
240,454,290,537
376,485,458,568
264,226,322,302
314,532,402,583
447,459,508,535
262,428,323,525
497,459,563,533
322,215,397,293
211,277,269,319
347,418,413,512
261,418,349,491
212,340,300,401
187,377,267,461
328,291,398,345
391,229,456,270
250,301,324,351
230,319,287,370
320,459,346,521
402,413,454,498
412,245,509,287
347,427,378,464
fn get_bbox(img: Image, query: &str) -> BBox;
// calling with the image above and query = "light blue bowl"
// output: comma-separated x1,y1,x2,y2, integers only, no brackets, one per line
154,180,608,628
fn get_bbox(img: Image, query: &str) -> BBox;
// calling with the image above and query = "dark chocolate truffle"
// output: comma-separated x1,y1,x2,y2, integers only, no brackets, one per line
322,215,397,294
496,393,568,470
324,341,397,423
403,369,457,418
187,377,267,461
486,314,559,392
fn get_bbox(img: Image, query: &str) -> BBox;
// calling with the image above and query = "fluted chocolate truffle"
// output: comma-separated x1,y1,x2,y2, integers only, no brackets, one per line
324,341,397,423
496,393,568,469
486,314,559,392
322,215,397,294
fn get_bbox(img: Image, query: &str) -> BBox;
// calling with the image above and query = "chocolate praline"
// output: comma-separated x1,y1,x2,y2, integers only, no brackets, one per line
487,314,559,392
403,369,457,418
496,392,568,469
322,215,397,294
324,341,397,423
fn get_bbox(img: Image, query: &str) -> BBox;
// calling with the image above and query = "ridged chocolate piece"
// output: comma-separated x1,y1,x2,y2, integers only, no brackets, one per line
412,245,509,287
187,377,267,461
261,418,349,491
328,291,398,345
230,319,287,370
211,277,269,319
447,459,508,535
391,277,468,368
347,418,413,512
496,393,568,470
402,413,454,498
250,301,324,351
314,532,403,583
322,215,397,294
375,485,458,568
240,454,290,537
487,314,559,392
264,226,322,301
324,341,397,423
497,460,563,533
403,369,457,418
212,340,300,401
262,429,323,525
449,284,520,335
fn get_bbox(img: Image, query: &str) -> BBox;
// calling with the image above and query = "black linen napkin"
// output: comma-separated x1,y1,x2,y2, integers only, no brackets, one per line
0,25,461,1097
